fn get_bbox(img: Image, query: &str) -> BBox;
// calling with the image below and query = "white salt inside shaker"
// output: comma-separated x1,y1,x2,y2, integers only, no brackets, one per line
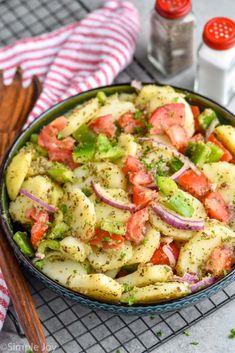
195,17,235,106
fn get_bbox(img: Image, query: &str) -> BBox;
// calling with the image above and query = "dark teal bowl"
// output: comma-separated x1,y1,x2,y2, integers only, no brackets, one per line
1,83,235,315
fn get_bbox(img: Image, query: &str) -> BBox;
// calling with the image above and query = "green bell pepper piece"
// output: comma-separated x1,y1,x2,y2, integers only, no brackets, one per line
13,231,35,257
73,124,97,144
97,133,112,152
190,141,211,167
168,157,184,173
165,191,194,218
96,91,107,105
48,162,74,183
206,142,224,163
156,176,178,196
96,134,124,161
37,239,60,254
35,259,45,270
100,220,126,235
199,109,217,130
47,222,68,240
73,143,96,163
156,158,167,176
30,133,39,144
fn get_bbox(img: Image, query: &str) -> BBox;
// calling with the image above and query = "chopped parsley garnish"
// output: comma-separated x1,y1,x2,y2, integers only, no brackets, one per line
141,238,148,246
156,330,162,337
228,328,235,339
135,127,143,134
146,123,153,131
60,204,68,214
127,294,135,306
123,283,132,293
134,110,142,119
190,342,199,346
102,237,111,243
183,330,190,336
119,251,126,260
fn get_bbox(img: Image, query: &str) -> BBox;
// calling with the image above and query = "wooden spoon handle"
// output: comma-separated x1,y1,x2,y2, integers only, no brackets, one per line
0,232,47,352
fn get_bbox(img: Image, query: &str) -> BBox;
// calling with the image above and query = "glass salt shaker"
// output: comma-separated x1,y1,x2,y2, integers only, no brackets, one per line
148,0,196,77
194,17,235,106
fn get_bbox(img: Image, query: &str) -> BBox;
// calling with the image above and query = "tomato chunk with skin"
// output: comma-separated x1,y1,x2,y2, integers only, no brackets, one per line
190,105,201,133
207,134,233,162
205,245,234,277
123,156,154,186
90,229,124,250
204,191,230,223
132,185,157,208
177,170,210,198
89,114,116,138
165,125,188,151
149,103,185,135
125,208,149,244
118,112,143,134
150,242,179,267
38,116,77,169
26,207,49,248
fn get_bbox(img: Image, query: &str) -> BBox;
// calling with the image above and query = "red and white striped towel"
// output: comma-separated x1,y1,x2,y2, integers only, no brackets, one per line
0,0,139,330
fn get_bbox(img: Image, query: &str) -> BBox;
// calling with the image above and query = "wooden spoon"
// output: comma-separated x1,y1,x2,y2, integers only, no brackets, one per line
0,68,48,353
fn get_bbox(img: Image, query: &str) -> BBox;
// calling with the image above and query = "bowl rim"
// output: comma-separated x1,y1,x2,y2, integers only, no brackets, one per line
1,82,235,314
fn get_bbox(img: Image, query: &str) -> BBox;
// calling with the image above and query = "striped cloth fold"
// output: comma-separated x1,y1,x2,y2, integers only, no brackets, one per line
0,0,139,330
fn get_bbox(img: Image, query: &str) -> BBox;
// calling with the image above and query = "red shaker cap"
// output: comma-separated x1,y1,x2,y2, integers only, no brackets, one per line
203,17,235,50
155,0,191,20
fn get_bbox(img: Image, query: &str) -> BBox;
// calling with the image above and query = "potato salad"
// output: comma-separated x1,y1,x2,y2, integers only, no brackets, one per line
6,84,235,305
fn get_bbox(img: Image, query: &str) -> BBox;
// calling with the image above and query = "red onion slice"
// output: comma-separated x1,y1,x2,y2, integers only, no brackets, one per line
131,80,142,91
162,244,176,268
205,117,220,139
20,188,58,213
190,276,216,293
91,181,136,212
152,203,204,230
183,272,199,283
139,137,201,175
171,163,190,180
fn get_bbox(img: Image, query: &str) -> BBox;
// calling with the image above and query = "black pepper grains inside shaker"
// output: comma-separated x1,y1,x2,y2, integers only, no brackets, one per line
148,0,196,77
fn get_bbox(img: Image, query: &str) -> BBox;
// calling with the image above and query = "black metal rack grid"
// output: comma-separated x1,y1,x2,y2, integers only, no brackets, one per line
1,0,235,352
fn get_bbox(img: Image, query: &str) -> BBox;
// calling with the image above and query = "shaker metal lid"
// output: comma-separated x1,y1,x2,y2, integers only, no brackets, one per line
203,17,235,50
155,0,191,19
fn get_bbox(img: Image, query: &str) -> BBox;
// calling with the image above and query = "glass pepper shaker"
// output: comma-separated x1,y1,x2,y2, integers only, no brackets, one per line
194,17,235,106
148,0,196,77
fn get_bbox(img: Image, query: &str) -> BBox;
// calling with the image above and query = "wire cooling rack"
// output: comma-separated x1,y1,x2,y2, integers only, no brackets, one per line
1,0,235,352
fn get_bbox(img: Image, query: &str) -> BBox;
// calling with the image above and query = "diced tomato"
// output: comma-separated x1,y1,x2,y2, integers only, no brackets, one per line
38,117,77,169
204,191,230,223
150,242,179,267
125,208,149,244
129,170,154,186
205,245,234,277
122,155,143,174
190,133,204,143
132,185,157,208
118,112,143,134
26,208,49,247
123,156,153,186
89,114,116,138
190,105,201,133
90,229,124,250
177,170,210,198
207,134,233,162
149,103,185,135
165,125,188,151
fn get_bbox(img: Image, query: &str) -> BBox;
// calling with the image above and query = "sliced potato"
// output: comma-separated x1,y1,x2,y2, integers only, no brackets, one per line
201,162,235,205
92,96,135,121
60,236,91,262
6,149,33,200
64,184,96,240
149,191,206,241
135,85,176,108
121,282,190,304
42,258,87,286
91,162,127,189
105,268,120,279
68,273,122,302
9,175,63,224
88,241,132,272
61,98,100,137
118,133,140,160
126,225,160,265
176,221,235,276
117,264,173,287
214,125,235,156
